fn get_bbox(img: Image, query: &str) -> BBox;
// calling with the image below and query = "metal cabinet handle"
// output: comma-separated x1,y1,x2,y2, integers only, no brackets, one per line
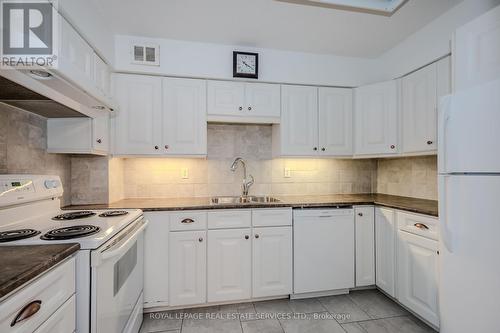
255,234,259,239
427,140,433,145
245,235,249,240
358,213,363,217
239,106,243,111
414,223,429,230
11,300,41,327
321,148,326,151
248,106,252,111
198,237,203,242
96,138,102,144
181,218,195,224
390,145,396,149
165,145,169,150
313,147,318,151
154,145,159,150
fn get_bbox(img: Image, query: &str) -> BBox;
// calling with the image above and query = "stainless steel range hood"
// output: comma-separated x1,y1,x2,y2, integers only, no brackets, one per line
0,75,84,118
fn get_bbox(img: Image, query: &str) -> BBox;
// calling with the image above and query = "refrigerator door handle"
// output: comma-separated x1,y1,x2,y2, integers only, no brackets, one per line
438,95,451,174
439,176,453,253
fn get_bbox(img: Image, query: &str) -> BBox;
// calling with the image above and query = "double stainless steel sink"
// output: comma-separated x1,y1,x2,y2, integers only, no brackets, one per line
211,196,281,205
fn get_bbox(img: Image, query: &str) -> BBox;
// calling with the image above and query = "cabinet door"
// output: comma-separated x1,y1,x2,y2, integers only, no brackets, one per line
92,113,109,153
402,63,437,154
280,85,319,156
207,81,245,116
143,213,169,307
169,231,206,306
355,80,398,155
244,82,280,118
113,74,162,155
454,5,500,91
436,56,451,103
355,207,375,287
162,78,207,155
318,87,353,156
93,54,111,97
253,227,292,298
397,231,439,327
375,207,396,297
207,229,251,302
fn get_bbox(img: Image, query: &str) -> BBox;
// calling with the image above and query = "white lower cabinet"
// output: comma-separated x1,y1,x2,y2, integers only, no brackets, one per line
207,229,252,302
252,227,292,298
375,207,396,297
169,230,207,306
355,206,375,287
397,230,439,327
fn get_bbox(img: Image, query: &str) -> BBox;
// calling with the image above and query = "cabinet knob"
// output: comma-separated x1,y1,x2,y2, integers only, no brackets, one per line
239,106,243,111
248,106,252,111
427,140,433,145
245,235,249,240
96,139,102,144
313,147,318,151
165,145,169,150
321,147,326,151
390,145,396,149
255,234,259,239
414,223,429,230
154,146,159,150
198,237,203,242
358,213,363,217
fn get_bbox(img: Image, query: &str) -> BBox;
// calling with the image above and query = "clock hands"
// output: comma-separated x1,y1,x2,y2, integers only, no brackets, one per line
242,60,254,70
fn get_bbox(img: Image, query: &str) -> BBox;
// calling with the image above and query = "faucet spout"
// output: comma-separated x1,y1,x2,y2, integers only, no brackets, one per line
230,157,254,196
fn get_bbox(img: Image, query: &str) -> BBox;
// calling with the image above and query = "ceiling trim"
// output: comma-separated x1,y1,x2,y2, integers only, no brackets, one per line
275,0,409,16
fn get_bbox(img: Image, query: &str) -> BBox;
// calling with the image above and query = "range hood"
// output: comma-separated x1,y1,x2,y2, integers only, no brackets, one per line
0,68,109,118
0,74,84,118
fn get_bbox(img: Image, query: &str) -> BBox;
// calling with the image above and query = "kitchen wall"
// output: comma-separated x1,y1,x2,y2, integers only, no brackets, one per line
119,124,377,198
0,103,72,205
376,156,438,201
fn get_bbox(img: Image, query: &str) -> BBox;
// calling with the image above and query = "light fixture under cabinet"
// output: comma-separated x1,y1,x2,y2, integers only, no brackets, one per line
282,0,408,16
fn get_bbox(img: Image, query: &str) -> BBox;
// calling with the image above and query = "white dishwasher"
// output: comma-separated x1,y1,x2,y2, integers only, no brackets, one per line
293,208,355,297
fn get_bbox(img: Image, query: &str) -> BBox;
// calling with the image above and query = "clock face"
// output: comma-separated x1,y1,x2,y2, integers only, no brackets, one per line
233,52,258,78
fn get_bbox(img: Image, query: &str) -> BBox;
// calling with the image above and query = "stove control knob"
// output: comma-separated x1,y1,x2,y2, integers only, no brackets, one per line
44,180,59,189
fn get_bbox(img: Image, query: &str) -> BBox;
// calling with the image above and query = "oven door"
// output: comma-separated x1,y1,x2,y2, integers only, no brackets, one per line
90,217,147,333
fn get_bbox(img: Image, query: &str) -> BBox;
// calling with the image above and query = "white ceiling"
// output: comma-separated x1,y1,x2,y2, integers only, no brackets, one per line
97,0,462,58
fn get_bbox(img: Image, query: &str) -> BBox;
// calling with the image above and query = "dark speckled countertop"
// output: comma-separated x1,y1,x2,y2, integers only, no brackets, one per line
0,244,80,301
66,193,438,217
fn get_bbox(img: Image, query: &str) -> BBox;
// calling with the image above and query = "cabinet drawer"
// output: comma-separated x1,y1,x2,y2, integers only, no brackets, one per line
396,211,438,241
208,210,251,229
0,257,75,333
170,211,207,231
252,208,292,227
34,295,75,333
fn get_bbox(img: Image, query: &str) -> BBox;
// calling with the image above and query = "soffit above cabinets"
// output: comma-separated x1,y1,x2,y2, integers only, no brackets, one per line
290,0,408,16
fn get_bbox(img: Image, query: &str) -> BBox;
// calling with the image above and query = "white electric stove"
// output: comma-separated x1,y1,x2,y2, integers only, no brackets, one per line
0,175,147,333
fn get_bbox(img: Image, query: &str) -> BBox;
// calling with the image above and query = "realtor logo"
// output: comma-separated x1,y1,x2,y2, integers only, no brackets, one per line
1,0,58,68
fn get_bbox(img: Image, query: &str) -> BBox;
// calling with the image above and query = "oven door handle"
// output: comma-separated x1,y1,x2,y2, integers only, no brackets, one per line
92,219,148,267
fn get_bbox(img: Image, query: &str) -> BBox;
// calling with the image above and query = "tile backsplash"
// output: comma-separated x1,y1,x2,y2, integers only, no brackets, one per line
376,156,438,200
120,124,377,198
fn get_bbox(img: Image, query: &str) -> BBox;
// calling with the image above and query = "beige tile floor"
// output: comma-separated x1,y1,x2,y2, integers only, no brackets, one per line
140,289,437,333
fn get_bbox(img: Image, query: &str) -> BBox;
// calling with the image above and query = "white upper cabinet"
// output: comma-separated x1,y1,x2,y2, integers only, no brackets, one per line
354,80,398,156
402,63,437,154
402,57,450,155
162,78,207,155
207,229,252,302
275,85,319,156
207,81,280,123
318,87,353,156
113,74,163,155
375,207,396,297
454,5,500,91
93,54,112,97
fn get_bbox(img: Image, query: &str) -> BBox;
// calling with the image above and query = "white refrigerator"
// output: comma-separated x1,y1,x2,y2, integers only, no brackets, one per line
438,78,500,333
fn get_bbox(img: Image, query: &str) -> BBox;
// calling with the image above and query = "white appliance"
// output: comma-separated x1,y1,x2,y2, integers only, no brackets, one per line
0,175,146,333
438,79,500,333
293,208,354,297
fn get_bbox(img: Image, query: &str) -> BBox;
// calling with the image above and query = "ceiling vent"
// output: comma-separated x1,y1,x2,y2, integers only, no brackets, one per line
131,43,160,66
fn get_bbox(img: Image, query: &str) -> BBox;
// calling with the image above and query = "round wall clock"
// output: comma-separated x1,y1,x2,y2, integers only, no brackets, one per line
233,51,258,79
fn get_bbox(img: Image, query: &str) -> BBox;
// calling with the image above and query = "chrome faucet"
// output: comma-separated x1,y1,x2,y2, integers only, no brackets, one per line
230,157,254,196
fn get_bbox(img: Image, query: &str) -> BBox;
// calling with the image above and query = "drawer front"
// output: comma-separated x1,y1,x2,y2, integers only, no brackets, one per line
0,257,75,333
252,208,292,227
170,211,207,231
34,296,75,333
396,211,439,240
208,210,251,229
